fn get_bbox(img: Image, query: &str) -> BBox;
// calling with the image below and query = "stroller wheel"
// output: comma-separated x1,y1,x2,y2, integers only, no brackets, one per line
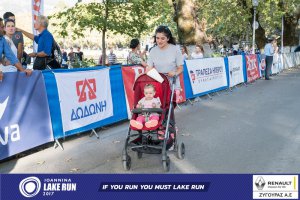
122,155,131,171
137,151,143,159
176,142,185,160
162,156,170,172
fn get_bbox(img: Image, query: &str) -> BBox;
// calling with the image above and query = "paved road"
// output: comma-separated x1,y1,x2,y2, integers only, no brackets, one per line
1,68,300,174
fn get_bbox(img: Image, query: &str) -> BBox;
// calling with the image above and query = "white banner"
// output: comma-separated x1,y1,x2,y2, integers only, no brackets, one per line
54,69,113,133
32,0,44,51
272,53,280,74
185,57,227,95
295,52,300,66
283,53,296,69
228,55,244,87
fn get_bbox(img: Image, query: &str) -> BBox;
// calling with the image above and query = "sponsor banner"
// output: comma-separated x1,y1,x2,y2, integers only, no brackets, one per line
245,54,260,82
228,55,245,87
0,71,53,160
253,175,298,199
54,69,113,133
258,54,266,78
0,174,255,200
185,57,227,95
121,66,145,118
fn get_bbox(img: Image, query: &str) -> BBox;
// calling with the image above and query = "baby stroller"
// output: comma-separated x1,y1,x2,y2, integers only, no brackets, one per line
122,73,185,172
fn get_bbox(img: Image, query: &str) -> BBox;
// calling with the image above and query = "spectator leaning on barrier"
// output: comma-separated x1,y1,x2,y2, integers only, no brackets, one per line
18,15,54,70
2,19,18,71
3,12,24,63
108,48,117,65
264,37,275,80
127,38,147,67
0,34,32,80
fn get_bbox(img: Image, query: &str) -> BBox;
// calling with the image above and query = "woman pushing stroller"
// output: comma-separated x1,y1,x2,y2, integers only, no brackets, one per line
145,25,183,88
122,25,185,172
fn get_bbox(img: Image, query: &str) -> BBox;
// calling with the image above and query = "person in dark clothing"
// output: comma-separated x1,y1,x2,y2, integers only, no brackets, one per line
76,47,83,61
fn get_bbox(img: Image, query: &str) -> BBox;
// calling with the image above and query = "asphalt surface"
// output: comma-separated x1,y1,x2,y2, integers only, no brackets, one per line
1,68,300,174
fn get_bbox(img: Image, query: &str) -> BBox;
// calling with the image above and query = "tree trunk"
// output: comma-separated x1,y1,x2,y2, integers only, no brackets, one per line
239,0,266,50
250,8,266,50
172,0,207,45
102,29,106,66
283,15,299,46
102,0,109,66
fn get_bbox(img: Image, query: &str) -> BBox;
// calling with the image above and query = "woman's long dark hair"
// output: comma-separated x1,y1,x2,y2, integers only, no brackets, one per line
154,25,176,45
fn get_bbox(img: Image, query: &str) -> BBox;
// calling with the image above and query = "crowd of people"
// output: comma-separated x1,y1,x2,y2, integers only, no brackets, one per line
61,47,84,68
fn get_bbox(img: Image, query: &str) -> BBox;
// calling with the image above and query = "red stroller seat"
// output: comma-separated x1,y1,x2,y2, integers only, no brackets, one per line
122,72,185,172
130,73,172,131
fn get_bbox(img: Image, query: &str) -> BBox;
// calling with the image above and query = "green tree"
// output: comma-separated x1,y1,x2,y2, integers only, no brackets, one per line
51,0,163,66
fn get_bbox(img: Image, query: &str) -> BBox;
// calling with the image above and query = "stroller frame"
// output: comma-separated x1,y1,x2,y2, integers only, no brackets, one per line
122,74,185,172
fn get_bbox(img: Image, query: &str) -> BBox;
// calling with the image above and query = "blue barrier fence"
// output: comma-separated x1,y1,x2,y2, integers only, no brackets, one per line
0,71,54,160
2,53,300,160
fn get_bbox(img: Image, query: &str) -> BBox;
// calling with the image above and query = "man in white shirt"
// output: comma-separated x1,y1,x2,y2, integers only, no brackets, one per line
264,37,275,80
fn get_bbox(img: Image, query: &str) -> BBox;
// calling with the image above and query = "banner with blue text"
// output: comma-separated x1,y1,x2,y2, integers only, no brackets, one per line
54,69,113,133
185,57,228,95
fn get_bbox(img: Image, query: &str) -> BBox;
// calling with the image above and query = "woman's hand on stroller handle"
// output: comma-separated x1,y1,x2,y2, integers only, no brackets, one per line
145,66,153,73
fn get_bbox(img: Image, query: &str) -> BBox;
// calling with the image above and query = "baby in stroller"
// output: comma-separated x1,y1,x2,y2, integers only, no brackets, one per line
130,84,161,130
122,73,185,172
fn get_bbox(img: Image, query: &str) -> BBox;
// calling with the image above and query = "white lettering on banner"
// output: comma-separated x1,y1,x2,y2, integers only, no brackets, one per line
0,124,20,145
0,96,9,120
228,55,244,87
185,57,227,95
54,69,113,133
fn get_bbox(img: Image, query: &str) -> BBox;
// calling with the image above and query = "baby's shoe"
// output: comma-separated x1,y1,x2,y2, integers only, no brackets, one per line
130,120,143,129
145,120,158,128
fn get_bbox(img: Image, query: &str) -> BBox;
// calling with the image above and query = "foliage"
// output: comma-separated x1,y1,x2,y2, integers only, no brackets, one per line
51,0,300,48
51,0,169,39
193,0,299,43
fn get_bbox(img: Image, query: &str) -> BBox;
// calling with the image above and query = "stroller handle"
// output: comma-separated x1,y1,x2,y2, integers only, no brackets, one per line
172,75,178,85
132,108,163,114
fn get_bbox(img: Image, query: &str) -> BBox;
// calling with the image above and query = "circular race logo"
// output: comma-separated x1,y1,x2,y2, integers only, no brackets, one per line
15,34,21,40
19,177,41,198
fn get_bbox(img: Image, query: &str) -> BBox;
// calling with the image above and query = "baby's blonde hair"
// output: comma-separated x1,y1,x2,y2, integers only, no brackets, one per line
144,84,156,92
